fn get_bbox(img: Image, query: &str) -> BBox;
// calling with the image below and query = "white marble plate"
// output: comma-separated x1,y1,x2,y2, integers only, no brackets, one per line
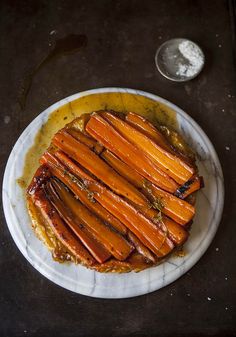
2,88,224,298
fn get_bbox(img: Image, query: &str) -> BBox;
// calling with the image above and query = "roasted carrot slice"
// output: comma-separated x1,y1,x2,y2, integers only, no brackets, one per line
45,153,174,257
125,112,172,152
101,150,144,189
125,112,194,165
101,149,195,225
55,149,188,243
84,180,174,257
53,131,148,207
46,181,111,263
32,189,95,266
102,112,195,184
127,231,156,263
175,176,204,199
67,128,103,154
86,114,178,193
49,179,133,261
160,216,188,245
40,152,127,235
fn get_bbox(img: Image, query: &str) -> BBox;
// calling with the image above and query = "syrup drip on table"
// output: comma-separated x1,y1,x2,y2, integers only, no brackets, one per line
18,34,88,109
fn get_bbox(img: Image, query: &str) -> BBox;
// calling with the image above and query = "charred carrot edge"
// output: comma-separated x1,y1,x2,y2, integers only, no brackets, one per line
67,128,103,154
125,112,194,165
41,152,128,235
45,152,175,257
27,165,51,195
46,181,111,263
53,131,148,208
102,112,195,184
50,179,133,261
127,231,156,263
32,189,95,266
125,112,173,152
101,149,195,226
175,176,204,199
86,114,178,193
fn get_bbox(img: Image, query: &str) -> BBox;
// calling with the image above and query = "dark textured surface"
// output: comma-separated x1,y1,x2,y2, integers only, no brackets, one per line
0,1,236,336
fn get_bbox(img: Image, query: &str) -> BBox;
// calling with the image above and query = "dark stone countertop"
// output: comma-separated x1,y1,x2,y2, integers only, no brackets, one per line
0,1,235,336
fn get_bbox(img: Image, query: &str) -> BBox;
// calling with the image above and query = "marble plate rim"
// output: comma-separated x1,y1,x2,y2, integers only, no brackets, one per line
2,87,224,298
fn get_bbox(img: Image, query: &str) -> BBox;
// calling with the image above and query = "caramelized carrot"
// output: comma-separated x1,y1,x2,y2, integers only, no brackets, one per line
46,181,111,263
126,112,172,152
175,176,204,199
101,149,195,225
86,114,178,193
53,131,148,207
127,231,156,263
32,189,95,266
67,128,103,154
125,112,194,165
45,152,174,257
50,179,133,261
84,180,174,257
102,112,195,184
161,215,189,245
40,152,128,235
56,149,188,243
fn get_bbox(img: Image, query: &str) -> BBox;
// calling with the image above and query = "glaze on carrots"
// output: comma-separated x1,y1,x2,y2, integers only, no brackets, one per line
102,111,195,184
86,114,178,193
32,189,95,266
53,131,149,207
40,151,128,235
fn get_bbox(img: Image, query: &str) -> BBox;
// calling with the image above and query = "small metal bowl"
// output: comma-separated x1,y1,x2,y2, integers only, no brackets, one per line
155,38,205,82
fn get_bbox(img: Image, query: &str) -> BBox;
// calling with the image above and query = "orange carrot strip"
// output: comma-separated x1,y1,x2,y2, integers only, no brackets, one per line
40,152,127,235
127,231,156,263
86,115,178,193
56,149,187,243
53,131,148,207
161,215,189,245
46,181,111,263
175,176,204,199
126,112,172,152
32,189,95,266
67,128,103,154
102,112,195,184
101,149,195,225
49,179,133,261
84,180,174,257
49,153,174,257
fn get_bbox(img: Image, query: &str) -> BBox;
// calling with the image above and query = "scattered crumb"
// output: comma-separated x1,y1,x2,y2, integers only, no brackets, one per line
222,109,225,112
24,330,27,334
158,36,162,40
225,276,228,281
207,297,212,301
228,94,231,98
49,42,52,46
225,146,230,151
4,115,10,124
225,307,228,310
216,34,219,37
170,292,173,296
187,293,190,297
50,30,57,35
215,247,219,252
218,44,222,48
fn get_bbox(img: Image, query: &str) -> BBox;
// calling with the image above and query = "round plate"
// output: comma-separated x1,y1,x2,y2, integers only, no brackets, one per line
2,88,224,298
